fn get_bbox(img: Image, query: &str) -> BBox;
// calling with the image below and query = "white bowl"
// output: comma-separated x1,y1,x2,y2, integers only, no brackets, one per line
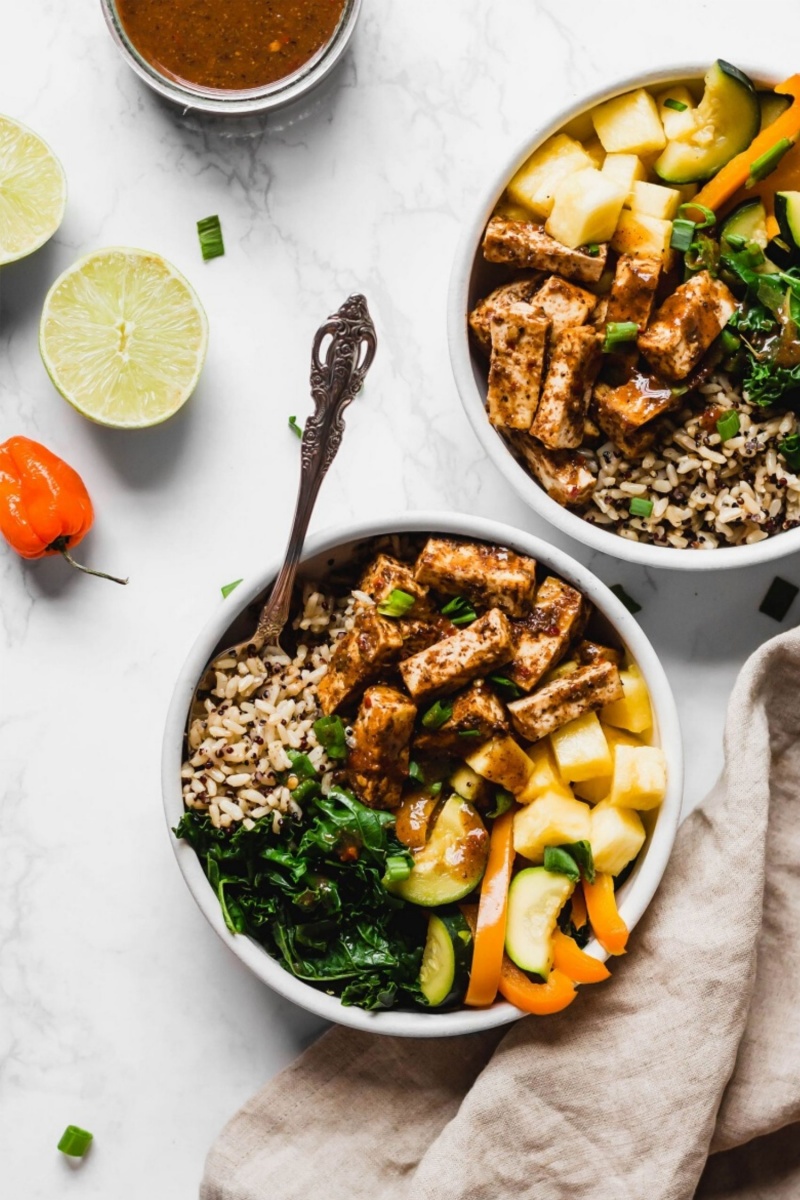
162,512,683,1036
447,62,800,571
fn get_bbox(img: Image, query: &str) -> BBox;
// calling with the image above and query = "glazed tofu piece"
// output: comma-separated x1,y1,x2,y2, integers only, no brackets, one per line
593,377,679,458
487,309,550,430
399,608,514,702
317,608,404,714
414,537,537,617
532,275,598,336
510,436,597,507
530,326,602,449
482,217,608,284
509,576,586,691
577,639,622,667
469,275,543,355
358,553,431,611
638,270,736,382
345,686,417,810
605,254,661,329
396,614,456,658
508,660,624,742
413,681,509,754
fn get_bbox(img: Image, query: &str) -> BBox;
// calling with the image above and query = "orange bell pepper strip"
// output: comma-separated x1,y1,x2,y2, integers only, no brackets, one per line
551,928,610,984
692,74,800,214
570,886,588,932
582,873,628,956
461,905,577,1015
463,809,515,1007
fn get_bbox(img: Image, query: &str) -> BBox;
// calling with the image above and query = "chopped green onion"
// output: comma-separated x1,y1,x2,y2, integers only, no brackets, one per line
377,588,416,618
220,578,242,599
779,432,800,471
747,137,795,186
312,714,348,761
670,218,696,253
629,496,654,518
421,700,453,730
430,781,443,796
408,760,425,785
384,854,413,884
58,1126,93,1158
720,328,741,356
286,750,317,782
760,576,799,621
291,778,320,805
603,321,639,352
458,729,482,738
441,595,477,626
543,846,580,882
487,789,514,818
663,97,688,112
610,583,642,614
724,232,747,250
677,201,716,230
288,415,303,439
488,673,522,699
586,243,600,257
561,839,595,883
197,214,225,261
716,410,741,442
745,240,766,266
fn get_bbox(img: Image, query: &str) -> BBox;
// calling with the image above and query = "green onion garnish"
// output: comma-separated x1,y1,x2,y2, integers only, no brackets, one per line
377,588,416,618
430,781,443,796
312,714,348,761
724,232,747,250
586,243,600,257
286,749,317,782
488,789,514,818
677,201,716,230
759,576,799,621
720,328,741,356
488,673,522,699
458,729,482,738
58,1126,93,1158
747,137,795,186
408,759,425,784
441,595,477,626
384,854,413,884
220,578,242,599
288,415,303,439
778,432,800,471
629,496,654,518
663,97,688,112
291,778,320,805
197,214,225,261
603,321,639,352
610,583,642,614
716,410,741,442
543,846,580,882
670,218,696,253
745,240,766,266
421,700,453,730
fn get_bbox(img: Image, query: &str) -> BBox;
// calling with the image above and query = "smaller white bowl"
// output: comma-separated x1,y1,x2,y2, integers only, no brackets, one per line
162,512,683,1036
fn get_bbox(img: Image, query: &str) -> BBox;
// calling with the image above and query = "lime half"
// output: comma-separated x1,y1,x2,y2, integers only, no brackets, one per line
0,115,66,265
40,247,208,428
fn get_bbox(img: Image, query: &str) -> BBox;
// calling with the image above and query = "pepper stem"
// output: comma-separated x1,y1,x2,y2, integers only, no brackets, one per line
57,545,128,586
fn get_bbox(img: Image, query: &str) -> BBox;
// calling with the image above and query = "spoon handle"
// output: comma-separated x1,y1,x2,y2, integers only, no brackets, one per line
251,294,377,649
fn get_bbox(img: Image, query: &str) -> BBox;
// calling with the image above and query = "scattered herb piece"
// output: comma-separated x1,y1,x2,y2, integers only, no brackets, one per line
561,839,596,883
487,789,514,818
677,201,716,230
441,595,477,626
288,415,303,439
629,496,654,518
197,214,225,261
746,136,794,187
716,410,741,442
377,588,416,618
603,321,639,352
58,1126,93,1158
312,714,348,761
724,232,747,250
286,750,317,783
429,781,443,796
759,576,799,621
488,673,522,699
610,583,642,614
221,578,243,599
663,97,688,112
670,218,696,253
779,432,800,471
586,243,600,257
421,700,453,730
383,854,413,884
543,846,580,882
685,233,720,276
458,729,482,739
408,760,425,785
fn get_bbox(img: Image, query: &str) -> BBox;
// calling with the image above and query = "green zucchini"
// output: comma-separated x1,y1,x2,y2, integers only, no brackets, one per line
655,60,760,185
419,910,473,1006
720,198,769,250
387,793,489,907
775,191,800,255
759,89,792,133
504,867,574,980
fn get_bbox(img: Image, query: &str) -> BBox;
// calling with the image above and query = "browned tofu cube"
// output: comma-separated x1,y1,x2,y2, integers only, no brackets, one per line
358,554,431,611
593,377,679,458
317,608,404,714
532,275,598,336
482,217,608,284
345,686,417,810
396,615,456,658
605,255,661,329
487,309,550,431
530,326,602,449
413,681,509,754
399,609,514,702
507,660,623,742
414,537,537,618
577,639,622,666
638,270,736,382
510,435,597,507
469,275,543,355
510,576,586,691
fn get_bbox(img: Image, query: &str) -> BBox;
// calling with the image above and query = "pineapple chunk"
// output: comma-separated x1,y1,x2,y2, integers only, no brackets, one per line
550,712,611,783
542,659,579,685
573,726,643,803
465,735,533,795
590,803,646,876
561,111,596,142
494,196,537,223
608,745,667,811
584,137,605,168
518,742,574,805
450,764,488,806
591,89,666,156
611,209,673,265
655,86,697,140
507,134,595,219
601,661,653,733
546,168,627,250
601,153,646,194
513,792,591,863
628,180,681,221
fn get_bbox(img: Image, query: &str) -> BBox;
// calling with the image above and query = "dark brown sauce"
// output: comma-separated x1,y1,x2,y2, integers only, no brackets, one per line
117,0,347,92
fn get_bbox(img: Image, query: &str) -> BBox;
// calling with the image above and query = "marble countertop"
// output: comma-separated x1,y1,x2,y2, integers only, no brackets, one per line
4,2,800,1195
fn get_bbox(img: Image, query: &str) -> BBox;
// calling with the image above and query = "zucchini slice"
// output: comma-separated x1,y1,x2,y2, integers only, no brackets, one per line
387,793,489,907
759,89,793,133
419,910,473,1007
655,60,760,185
721,198,769,249
504,867,574,979
775,191,800,254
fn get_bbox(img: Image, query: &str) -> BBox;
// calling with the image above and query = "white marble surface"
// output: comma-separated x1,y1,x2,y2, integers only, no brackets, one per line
3,1,800,1195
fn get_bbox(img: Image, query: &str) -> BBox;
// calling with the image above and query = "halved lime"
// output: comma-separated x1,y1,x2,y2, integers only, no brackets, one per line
0,115,66,265
40,247,208,428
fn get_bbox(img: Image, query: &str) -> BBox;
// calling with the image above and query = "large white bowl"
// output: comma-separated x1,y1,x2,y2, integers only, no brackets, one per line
162,512,683,1036
447,62,800,571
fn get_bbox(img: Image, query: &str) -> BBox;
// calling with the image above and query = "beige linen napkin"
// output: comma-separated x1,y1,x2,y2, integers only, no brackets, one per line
202,628,800,1200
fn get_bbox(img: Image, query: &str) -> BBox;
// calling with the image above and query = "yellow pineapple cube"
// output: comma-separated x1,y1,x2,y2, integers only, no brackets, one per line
628,180,681,221
601,661,653,733
507,133,595,219
608,745,667,811
590,803,646,876
465,735,533,795
518,742,574,805
584,137,605,168
550,711,611,783
655,86,697,140
592,88,666,156
573,726,643,803
493,196,537,223
601,153,646,195
611,209,674,266
542,659,579,685
513,792,591,863
546,168,627,250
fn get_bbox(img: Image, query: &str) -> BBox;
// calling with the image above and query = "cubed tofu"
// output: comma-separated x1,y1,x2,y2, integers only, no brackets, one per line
487,309,550,431
531,275,598,336
513,792,591,863
655,86,697,140
507,133,595,219
573,725,643,803
518,741,574,804
469,276,543,355
546,168,628,250
611,209,674,265
413,681,508,754
608,744,667,810
317,608,404,714
601,661,652,733
465,734,534,794
358,554,431,611
483,217,608,284
591,88,666,156
638,270,737,382
414,537,537,618
396,614,456,658
508,660,624,742
601,153,646,194
399,608,514,702
345,686,417,810
550,711,612,782
593,377,678,459
628,180,681,221
577,639,623,667
510,435,597,507
590,802,646,876
530,326,602,449
605,254,661,330
509,575,585,692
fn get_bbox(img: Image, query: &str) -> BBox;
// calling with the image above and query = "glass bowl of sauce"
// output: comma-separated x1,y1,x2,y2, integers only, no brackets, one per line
100,0,361,115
